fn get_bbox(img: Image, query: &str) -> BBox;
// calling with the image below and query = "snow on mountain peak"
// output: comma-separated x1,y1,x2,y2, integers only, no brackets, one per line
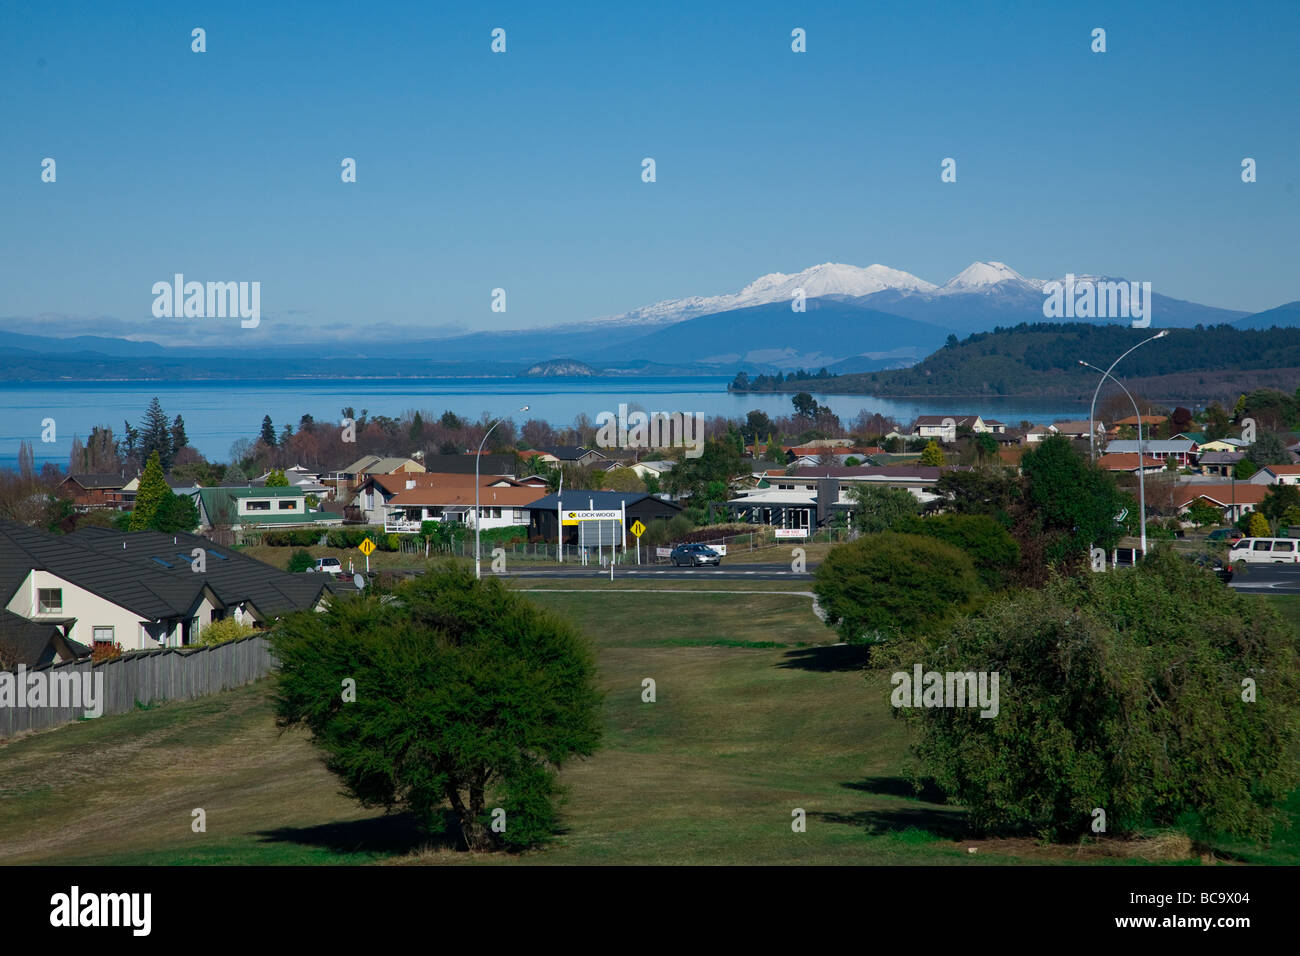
939,261,1043,293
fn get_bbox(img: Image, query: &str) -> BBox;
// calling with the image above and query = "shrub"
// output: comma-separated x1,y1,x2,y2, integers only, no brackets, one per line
91,641,123,662
1247,512,1271,537
197,618,256,646
814,533,983,642
892,514,1020,589
287,548,315,573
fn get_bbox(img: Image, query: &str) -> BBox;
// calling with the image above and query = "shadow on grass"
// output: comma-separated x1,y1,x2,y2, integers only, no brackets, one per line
845,775,949,805
257,810,458,857
775,644,872,672
811,776,967,840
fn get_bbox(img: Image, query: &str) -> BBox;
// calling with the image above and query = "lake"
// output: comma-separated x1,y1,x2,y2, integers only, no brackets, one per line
0,378,1088,469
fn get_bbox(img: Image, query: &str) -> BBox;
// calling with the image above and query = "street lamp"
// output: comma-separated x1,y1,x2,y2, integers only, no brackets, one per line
1088,329,1168,462
476,405,529,579
1080,361,1149,557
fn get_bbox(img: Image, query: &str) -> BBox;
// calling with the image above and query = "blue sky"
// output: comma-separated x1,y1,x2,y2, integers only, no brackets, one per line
2,0,1297,345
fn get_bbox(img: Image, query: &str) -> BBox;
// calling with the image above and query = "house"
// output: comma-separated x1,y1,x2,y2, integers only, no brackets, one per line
419,454,516,477
1189,436,1248,454
0,521,335,652
518,449,560,466
520,491,682,543
536,446,611,468
251,465,333,500
196,486,342,534
1103,439,1198,467
349,472,523,526
1198,451,1244,478
910,415,988,438
324,455,426,493
1096,453,1166,475
1250,465,1300,486
629,460,677,480
0,609,88,667
1023,424,1057,443
749,465,952,503
381,479,548,532
56,474,127,510
1115,414,1168,428
1172,483,1269,523
1052,420,1106,441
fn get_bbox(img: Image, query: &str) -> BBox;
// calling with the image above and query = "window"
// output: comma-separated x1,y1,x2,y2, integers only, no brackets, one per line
1253,540,1273,552
92,626,114,645
245,500,271,511
37,588,62,613
278,500,298,510
1275,541,1296,553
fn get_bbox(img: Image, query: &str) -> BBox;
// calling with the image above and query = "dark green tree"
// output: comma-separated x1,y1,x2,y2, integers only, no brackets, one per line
260,415,277,447
813,533,983,643
170,414,188,453
1246,430,1292,468
138,398,173,470
1020,435,1127,564
886,548,1300,843
129,451,169,531
409,412,425,441
151,492,199,533
892,513,1020,590
792,392,819,419
287,549,315,573
270,565,603,851
847,484,920,534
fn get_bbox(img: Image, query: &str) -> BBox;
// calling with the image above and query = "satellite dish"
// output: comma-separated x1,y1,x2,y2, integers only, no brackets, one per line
353,573,365,590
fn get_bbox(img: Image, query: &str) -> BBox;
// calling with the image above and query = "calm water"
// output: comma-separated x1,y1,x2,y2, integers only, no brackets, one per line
0,378,1086,469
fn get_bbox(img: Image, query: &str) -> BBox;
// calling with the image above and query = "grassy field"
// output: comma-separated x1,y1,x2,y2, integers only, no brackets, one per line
0,582,1295,865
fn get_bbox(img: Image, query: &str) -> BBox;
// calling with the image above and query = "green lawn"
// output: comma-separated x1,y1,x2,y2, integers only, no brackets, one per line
0,585,1295,865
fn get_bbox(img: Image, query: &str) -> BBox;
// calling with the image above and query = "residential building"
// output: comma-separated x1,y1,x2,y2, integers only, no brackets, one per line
1103,438,1198,467
0,522,334,652
1096,453,1166,475
196,486,342,534
56,474,127,510
1250,465,1300,486
520,491,682,542
1172,483,1269,523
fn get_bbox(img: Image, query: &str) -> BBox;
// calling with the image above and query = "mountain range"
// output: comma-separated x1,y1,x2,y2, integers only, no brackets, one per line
1,261,1295,380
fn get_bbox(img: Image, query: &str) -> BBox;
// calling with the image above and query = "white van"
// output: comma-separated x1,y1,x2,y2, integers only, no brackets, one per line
1229,537,1300,565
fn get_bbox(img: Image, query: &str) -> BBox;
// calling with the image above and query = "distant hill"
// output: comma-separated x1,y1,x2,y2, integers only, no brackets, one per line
1234,301,1300,330
737,322,1300,403
520,359,597,377
581,296,954,372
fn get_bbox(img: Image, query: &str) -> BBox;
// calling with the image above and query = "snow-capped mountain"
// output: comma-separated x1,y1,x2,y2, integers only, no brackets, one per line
935,260,1045,295
588,262,936,328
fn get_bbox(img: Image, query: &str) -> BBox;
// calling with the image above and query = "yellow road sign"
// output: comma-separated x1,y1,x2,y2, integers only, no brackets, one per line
358,538,376,556
630,520,646,538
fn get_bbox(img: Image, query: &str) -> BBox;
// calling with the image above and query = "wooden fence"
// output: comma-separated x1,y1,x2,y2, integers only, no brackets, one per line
0,635,275,740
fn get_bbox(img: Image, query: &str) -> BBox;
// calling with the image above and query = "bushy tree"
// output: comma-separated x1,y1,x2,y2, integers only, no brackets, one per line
919,440,945,466
1020,435,1127,564
885,548,1300,843
1186,500,1222,528
129,452,169,531
151,491,199,533
270,565,603,851
1260,483,1300,524
139,398,173,471
1247,511,1272,537
1247,431,1292,468
265,468,290,487
198,618,256,646
892,514,1020,590
847,484,920,534
814,533,983,643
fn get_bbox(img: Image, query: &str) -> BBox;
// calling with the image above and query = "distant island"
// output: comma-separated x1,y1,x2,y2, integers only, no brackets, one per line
519,359,598,377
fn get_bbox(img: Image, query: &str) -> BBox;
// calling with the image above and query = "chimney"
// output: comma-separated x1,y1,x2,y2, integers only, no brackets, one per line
406,479,416,490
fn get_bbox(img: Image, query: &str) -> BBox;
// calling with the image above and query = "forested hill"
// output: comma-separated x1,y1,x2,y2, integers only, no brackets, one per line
732,323,1300,402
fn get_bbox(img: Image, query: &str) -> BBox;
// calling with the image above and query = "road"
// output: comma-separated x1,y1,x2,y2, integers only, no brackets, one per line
502,562,813,582
1228,564,1300,595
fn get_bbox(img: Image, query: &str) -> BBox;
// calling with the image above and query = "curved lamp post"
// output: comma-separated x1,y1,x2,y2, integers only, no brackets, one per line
1088,329,1167,461
1080,361,1149,557
475,405,529,579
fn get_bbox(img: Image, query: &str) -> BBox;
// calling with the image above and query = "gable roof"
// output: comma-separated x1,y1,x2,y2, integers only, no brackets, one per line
521,491,681,512
1097,453,1165,471
537,446,608,462
0,610,74,667
1173,484,1269,508
61,474,127,490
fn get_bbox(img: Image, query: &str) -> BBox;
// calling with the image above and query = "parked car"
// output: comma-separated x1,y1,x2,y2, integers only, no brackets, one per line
1206,528,1244,543
310,557,343,574
1229,537,1300,567
670,543,722,567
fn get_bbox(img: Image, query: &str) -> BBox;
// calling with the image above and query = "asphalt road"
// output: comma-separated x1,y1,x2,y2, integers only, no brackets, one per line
502,562,813,582
1228,564,1300,595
